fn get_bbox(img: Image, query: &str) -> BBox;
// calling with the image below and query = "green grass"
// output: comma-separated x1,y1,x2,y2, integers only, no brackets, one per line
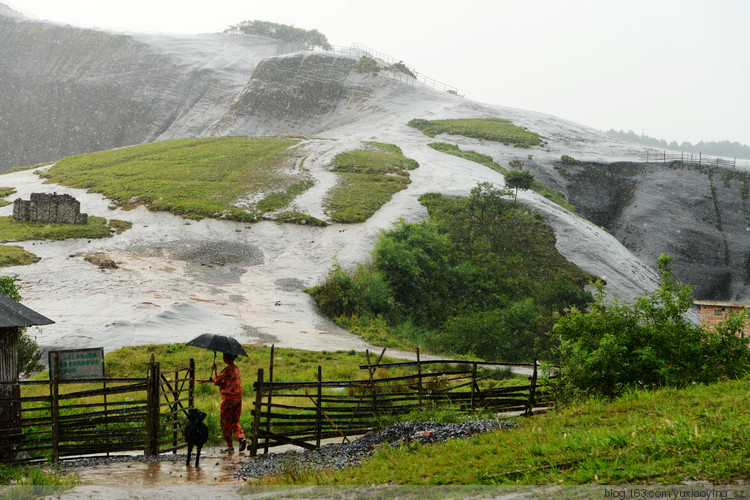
256,378,750,485
0,216,112,242
256,180,314,213
0,187,17,208
107,219,132,234
410,118,542,148
0,215,132,267
0,245,38,267
0,464,78,491
3,162,51,174
325,142,418,223
428,142,577,212
274,211,327,226
39,136,310,223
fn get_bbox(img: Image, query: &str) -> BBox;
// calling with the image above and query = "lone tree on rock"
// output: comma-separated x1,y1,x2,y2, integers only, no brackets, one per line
505,170,535,203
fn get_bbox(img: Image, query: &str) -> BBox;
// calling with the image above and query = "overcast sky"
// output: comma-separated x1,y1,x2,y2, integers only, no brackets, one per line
6,0,749,145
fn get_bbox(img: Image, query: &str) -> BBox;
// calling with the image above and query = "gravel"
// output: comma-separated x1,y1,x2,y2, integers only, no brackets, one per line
235,419,519,480
55,420,519,479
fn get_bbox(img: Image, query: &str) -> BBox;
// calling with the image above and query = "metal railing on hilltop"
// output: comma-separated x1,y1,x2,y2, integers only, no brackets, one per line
325,43,460,95
639,150,736,169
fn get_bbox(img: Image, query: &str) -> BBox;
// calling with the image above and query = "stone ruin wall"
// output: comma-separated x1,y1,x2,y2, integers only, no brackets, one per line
13,193,88,225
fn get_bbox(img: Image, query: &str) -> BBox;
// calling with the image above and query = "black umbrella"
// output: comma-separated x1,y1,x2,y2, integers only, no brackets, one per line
186,333,249,360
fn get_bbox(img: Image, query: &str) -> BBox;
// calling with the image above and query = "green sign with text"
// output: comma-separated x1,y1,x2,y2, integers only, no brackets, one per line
49,348,104,381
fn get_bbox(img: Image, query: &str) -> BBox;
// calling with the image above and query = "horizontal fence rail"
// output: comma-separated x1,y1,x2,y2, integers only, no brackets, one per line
249,348,548,455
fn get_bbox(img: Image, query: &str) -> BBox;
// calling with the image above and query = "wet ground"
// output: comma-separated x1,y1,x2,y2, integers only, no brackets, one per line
61,446,251,486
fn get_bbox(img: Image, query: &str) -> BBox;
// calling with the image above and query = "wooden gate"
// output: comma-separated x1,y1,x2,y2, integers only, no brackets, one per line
145,355,196,456
0,354,195,462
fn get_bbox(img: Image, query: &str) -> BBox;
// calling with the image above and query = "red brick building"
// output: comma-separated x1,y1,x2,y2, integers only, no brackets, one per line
694,300,750,338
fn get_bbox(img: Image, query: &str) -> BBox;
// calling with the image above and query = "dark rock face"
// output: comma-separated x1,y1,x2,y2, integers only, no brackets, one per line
529,159,750,301
0,17,240,172
212,53,365,136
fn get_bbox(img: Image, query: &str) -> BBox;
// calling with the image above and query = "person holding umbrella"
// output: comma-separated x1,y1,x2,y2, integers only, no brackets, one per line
188,334,248,453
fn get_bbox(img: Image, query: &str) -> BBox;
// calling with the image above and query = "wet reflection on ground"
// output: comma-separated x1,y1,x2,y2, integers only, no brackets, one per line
65,447,250,486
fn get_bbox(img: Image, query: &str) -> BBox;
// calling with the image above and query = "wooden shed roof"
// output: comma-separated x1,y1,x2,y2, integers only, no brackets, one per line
0,293,54,328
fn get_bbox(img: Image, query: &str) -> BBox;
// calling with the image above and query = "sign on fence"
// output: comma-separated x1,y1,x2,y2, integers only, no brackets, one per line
48,348,104,380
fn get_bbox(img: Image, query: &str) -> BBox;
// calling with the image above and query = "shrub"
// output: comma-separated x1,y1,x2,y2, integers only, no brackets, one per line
308,184,593,363
561,154,577,165
353,56,380,74
390,62,415,78
552,254,750,401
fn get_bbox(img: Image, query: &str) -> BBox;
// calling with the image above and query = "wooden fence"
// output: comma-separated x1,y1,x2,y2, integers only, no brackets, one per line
0,354,194,463
640,151,736,169
249,348,549,456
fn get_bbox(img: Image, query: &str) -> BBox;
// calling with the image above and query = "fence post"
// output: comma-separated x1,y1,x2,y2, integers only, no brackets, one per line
365,350,378,416
144,353,160,456
188,358,195,410
416,348,423,407
264,345,274,455
525,359,538,416
103,378,109,457
471,363,477,412
316,365,322,449
172,369,179,452
50,352,60,463
250,368,264,457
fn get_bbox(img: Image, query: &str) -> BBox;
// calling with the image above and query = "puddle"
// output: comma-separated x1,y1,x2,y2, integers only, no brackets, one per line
64,447,250,486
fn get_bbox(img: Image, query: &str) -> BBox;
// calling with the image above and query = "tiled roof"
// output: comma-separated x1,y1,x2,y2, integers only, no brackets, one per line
0,293,54,328
694,300,750,308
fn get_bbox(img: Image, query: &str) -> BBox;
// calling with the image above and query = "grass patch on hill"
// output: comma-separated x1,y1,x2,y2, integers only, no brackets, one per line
324,142,419,223
0,186,17,207
409,118,542,148
0,215,129,266
0,245,38,266
428,142,576,212
258,378,750,485
0,215,112,242
3,162,51,174
39,136,312,223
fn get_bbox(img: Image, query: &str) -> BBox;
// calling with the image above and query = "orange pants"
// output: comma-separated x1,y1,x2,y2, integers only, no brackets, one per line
220,395,245,445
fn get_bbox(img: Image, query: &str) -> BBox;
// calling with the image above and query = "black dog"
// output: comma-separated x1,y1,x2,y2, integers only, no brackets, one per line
184,408,209,467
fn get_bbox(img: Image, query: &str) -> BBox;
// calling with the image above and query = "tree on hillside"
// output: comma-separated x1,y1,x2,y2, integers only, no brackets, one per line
1,275,42,377
308,183,593,363
551,254,750,401
224,20,332,50
505,170,535,203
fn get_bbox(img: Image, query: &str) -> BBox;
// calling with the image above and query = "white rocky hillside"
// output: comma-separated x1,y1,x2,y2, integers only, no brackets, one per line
2,7,744,358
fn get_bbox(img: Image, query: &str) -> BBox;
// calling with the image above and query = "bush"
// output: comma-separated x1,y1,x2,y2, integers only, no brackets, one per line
353,56,380,74
552,254,750,401
308,184,593,363
561,154,577,165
